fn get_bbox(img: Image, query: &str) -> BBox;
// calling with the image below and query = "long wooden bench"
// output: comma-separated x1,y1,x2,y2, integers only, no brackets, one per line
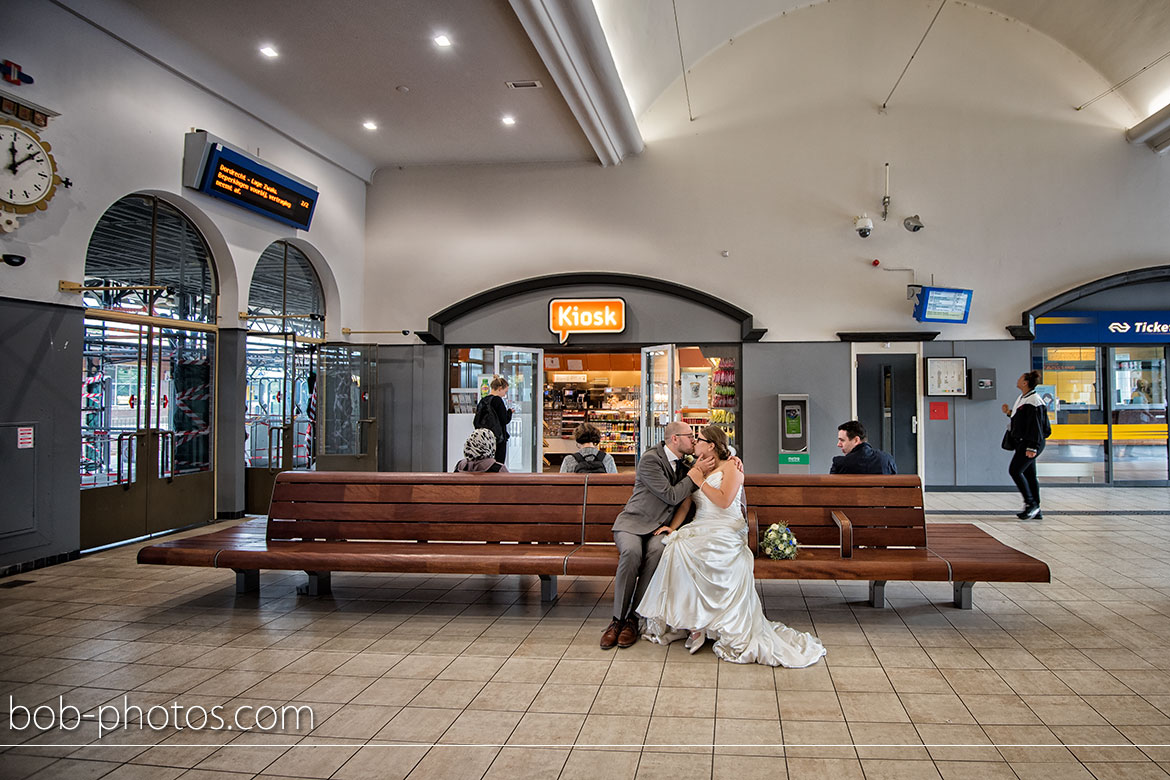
138,471,1049,608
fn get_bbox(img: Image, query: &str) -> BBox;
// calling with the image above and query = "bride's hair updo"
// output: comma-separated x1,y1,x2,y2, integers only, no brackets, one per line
700,425,731,460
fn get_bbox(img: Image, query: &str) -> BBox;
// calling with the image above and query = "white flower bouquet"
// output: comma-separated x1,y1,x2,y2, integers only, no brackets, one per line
761,522,798,560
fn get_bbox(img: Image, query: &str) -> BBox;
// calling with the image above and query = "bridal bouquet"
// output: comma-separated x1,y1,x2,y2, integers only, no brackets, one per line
762,523,798,560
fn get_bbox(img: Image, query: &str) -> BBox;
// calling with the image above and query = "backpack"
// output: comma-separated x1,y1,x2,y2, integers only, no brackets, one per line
473,396,501,438
1039,406,1052,439
571,451,608,474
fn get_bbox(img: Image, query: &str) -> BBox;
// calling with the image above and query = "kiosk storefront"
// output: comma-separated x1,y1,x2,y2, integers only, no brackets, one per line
428,274,764,473
1033,310,1169,484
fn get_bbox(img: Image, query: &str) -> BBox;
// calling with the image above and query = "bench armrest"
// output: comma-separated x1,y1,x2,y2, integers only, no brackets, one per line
746,510,759,557
830,510,853,559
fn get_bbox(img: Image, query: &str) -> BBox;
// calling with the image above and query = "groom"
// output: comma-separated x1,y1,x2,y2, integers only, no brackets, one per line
601,421,710,650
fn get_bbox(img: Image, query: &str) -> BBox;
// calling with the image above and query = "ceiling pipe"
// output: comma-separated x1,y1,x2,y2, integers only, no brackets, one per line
1126,102,1170,153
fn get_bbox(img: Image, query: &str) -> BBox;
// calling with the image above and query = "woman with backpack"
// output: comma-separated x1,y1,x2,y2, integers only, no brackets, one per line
560,422,617,474
1002,370,1049,519
474,376,513,464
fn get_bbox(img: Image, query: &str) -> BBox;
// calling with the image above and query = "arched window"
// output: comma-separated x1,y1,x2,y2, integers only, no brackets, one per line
84,194,216,323
246,240,324,338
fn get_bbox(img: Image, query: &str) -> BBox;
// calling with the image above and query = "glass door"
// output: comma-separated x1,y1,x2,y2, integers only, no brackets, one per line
1109,346,1169,483
80,320,216,547
316,343,378,471
641,344,675,455
244,333,295,511
495,346,544,473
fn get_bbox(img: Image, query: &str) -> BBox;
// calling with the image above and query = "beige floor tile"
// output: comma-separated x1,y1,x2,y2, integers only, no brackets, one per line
1020,694,1109,726
982,724,1074,762
435,656,505,682
590,685,658,716
438,708,523,745
297,675,376,704
830,666,894,692
873,646,934,668
559,748,640,780
858,758,943,780
925,648,990,670
997,669,1075,696
575,713,649,750
331,654,404,677
482,746,568,779
960,693,1045,725
838,691,911,723
935,760,1017,780
782,720,856,759
1056,670,1137,696
775,663,835,691
547,659,611,686
465,680,541,712
824,647,880,667
898,692,977,725
1009,762,1097,780
914,723,1000,762
383,655,454,680
886,668,952,694
848,721,927,759
784,757,865,780
400,745,499,780
634,751,712,779
715,686,779,719
603,661,664,687
1079,762,1170,779
311,703,399,739
713,716,783,756
489,658,557,684
528,683,599,714
712,753,786,780
1088,695,1170,726
716,662,777,690
193,731,291,774
23,759,125,780
332,744,428,780
659,662,718,688
939,669,1013,695
505,711,585,747
643,715,714,754
406,679,484,709
349,677,430,707
652,686,716,718
778,690,845,721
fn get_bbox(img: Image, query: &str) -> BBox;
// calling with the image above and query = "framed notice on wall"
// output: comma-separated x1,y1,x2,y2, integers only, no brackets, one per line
925,357,967,396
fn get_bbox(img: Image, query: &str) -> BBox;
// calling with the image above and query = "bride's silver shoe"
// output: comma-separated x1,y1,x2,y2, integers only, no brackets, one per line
685,630,705,654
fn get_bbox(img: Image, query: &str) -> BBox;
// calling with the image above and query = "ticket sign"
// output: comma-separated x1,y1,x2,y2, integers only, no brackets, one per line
548,298,626,344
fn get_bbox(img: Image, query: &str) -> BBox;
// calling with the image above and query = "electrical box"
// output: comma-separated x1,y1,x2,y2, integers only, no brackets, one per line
777,394,810,474
968,368,997,401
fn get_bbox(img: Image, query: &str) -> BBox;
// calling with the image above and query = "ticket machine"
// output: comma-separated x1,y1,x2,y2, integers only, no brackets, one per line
777,394,810,474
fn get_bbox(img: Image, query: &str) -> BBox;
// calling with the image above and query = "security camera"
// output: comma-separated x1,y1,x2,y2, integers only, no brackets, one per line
401,329,411,336
854,214,873,238
903,215,924,232
2,253,26,267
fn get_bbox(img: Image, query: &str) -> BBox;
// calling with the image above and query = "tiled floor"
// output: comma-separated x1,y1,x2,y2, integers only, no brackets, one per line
2,487,1169,779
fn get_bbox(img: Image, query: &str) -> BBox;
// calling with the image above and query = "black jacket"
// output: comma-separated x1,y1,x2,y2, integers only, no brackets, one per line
830,442,897,475
1008,391,1047,453
474,394,512,442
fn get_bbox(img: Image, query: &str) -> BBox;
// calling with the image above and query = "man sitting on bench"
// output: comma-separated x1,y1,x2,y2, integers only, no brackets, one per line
830,420,897,475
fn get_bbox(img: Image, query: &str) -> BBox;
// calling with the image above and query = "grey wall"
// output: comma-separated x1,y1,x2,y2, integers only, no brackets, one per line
741,342,852,474
441,285,743,346
1060,280,1170,311
216,328,246,517
376,344,445,472
0,298,82,568
923,340,1031,488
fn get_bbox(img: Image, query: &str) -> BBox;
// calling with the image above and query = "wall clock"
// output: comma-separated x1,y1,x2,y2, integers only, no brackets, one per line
0,117,60,215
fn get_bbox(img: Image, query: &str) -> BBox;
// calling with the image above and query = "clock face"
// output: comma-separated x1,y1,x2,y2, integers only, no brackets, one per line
0,122,58,210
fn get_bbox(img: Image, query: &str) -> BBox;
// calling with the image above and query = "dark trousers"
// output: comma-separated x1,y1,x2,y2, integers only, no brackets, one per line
1008,448,1040,506
494,438,507,465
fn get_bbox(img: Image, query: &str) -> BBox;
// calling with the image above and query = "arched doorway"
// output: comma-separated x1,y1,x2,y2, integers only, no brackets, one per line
80,194,218,548
243,240,326,511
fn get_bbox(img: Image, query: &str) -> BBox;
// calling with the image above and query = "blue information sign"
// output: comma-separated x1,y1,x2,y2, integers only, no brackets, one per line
1035,311,1170,344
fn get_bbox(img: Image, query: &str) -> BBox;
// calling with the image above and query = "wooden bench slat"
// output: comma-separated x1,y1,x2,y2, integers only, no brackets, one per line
267,519,582,543
268,502,585,524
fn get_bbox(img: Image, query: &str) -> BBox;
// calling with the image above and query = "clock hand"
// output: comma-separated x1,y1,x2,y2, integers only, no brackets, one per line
5,139,15,175
11,151,41,171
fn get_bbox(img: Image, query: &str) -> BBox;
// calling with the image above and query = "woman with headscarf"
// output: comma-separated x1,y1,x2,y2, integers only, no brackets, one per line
453,428,509,473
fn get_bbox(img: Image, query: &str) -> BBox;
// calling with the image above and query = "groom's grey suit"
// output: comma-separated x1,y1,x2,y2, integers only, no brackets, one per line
611,442,697,620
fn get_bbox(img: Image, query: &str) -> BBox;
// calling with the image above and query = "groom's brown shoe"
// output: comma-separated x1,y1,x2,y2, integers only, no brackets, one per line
617,618,639,648
600,618,623,650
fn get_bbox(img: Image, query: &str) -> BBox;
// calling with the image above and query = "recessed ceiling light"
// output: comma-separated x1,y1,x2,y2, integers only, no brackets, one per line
433,34,451,47
501,115,516,126
259,45,278,58
363,120,378,131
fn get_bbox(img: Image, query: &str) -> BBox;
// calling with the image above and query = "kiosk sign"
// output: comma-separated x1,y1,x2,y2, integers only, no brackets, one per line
548,298,626,344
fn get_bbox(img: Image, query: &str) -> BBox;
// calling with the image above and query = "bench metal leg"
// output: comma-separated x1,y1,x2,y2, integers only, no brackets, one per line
868,580,887,608
953,581,975,610
539,574,558,602
298,571,332,597
234,569,259,594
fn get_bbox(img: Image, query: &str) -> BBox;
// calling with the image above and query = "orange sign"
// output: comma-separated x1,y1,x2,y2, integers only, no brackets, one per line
548,298,626,344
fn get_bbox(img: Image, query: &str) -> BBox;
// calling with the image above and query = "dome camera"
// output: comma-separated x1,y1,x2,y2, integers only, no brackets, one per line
3,253,27,267
903,215,924,232
854,214,873,238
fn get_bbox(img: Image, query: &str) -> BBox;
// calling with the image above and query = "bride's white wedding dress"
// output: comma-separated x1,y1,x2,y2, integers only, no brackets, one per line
637,470,826,667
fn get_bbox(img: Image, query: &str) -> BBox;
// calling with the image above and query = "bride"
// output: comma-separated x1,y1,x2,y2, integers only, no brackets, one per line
636,426,826,667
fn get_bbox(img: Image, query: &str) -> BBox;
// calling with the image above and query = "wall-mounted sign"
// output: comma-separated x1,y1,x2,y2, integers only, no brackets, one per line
925,357,967,396
548,298,626,344
1035,311,1170,344
913,286,973,324
183,131,318,230
552,373,588,383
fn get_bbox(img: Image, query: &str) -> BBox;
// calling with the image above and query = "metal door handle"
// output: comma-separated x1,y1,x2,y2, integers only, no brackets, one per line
159,431,175,480
268,425,286,472
357,418,375,457
912,416,919,434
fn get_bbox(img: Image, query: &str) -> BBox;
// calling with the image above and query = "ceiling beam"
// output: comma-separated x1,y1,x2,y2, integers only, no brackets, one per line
509,0,643,167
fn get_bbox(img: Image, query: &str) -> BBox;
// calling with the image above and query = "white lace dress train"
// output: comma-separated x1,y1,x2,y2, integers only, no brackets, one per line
636,471,826,668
